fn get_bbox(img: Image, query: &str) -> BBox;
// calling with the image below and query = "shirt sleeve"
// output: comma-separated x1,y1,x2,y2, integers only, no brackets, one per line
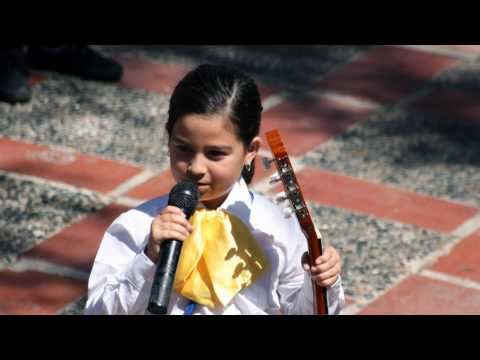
276,217,345,315
84,214,156,315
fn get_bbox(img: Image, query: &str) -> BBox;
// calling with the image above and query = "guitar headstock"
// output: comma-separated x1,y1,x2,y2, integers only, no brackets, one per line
264,129,310,221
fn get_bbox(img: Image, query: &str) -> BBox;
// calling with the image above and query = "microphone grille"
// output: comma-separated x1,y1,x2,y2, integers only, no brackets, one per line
168,180,199,217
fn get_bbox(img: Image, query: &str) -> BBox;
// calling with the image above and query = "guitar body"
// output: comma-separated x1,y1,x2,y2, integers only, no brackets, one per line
265,129,329,315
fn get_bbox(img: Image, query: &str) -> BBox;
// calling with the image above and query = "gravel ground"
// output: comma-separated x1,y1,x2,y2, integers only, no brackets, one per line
0,73,171,169
97,45,371,92
57,296,87,315
308,202,454,302
434,61,480,91
0,174,106,268
302,106,480,208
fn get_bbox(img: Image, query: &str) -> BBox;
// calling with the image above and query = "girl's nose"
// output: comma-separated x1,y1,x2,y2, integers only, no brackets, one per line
187,155,207,179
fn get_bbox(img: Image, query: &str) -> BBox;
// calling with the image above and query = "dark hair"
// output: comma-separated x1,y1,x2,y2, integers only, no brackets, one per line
166,64,263,184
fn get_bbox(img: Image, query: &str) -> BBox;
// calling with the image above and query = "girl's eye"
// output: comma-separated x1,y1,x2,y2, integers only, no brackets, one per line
208,150,226,159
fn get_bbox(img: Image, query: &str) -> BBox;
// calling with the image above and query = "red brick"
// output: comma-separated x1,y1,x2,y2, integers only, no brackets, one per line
250,155,277,185
281,167,478,233
0,136,142,193
359,275,480,314
345,296,355,307
261,95,373,156
429,229,480,283
28,73,46,87
118,55,279,100
315,46,459,104
412,89,480,124
117,57,192,95
23,204,129,272
258,84,282,100
126,170,176,200
0,270,86,315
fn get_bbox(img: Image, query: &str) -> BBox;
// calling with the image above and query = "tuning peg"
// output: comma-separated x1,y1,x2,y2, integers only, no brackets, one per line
282,205,294,218
269,174,282,184
287,183,298,193
261,156,275,170
275,192,288,203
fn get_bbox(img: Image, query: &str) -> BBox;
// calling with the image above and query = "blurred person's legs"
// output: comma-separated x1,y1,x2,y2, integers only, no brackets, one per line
0,46,31,104
28,45,123,82
0,45,123,104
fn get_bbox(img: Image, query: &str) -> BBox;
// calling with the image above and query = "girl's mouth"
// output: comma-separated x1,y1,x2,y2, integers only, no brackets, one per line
197,183,210,192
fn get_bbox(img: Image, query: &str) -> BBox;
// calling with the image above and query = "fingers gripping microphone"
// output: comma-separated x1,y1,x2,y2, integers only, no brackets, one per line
148,180,199,314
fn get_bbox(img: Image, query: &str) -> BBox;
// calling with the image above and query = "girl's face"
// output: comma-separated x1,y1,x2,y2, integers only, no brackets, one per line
169,113,260,209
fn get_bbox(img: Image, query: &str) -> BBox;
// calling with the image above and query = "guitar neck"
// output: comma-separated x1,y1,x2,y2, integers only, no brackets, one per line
265,129,328,315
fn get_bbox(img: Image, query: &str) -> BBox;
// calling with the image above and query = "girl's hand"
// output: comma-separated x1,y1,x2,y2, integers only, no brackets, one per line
301,246,341,287
145,206,194,263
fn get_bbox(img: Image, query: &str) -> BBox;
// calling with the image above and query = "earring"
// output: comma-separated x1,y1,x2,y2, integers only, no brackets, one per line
244,162,252,172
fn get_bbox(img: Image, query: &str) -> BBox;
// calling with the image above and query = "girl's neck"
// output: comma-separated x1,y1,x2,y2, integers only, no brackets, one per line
198,181,239,210
200,197,226,210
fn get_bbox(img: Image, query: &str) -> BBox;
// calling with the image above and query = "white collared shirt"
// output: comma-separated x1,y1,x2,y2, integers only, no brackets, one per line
85,178,345,315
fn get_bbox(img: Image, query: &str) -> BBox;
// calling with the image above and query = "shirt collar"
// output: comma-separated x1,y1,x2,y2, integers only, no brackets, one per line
217,177,254,228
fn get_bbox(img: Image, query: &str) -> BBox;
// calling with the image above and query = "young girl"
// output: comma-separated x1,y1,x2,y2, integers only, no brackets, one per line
85,64,345,315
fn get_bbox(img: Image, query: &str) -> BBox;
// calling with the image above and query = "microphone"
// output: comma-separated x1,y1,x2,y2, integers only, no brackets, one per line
148,180,199,314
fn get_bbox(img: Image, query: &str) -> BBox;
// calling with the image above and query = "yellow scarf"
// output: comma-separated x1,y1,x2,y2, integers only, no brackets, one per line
173,209,269,309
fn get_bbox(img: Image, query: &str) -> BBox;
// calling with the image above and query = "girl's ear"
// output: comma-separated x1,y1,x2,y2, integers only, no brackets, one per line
245,136,262,165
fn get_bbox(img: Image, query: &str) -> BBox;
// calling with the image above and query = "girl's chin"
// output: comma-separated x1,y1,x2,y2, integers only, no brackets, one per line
199,192,228,210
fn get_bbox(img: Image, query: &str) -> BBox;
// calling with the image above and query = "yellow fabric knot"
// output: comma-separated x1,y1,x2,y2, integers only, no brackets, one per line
173,209,269,309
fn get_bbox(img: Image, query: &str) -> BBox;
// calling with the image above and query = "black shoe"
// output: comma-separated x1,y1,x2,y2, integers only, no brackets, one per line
0,47,31,104
28,45,123,83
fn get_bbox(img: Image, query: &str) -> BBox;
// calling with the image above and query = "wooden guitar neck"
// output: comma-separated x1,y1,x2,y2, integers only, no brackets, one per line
265,129,328,315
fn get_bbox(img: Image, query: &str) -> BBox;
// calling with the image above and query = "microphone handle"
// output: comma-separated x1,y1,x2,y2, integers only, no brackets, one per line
147,239,183,314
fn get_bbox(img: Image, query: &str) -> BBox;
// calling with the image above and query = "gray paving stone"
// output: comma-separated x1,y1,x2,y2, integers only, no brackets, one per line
57,296,86,315
308,202,454,302
0,174,106,268
303,106,480,208
0,74,171,169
